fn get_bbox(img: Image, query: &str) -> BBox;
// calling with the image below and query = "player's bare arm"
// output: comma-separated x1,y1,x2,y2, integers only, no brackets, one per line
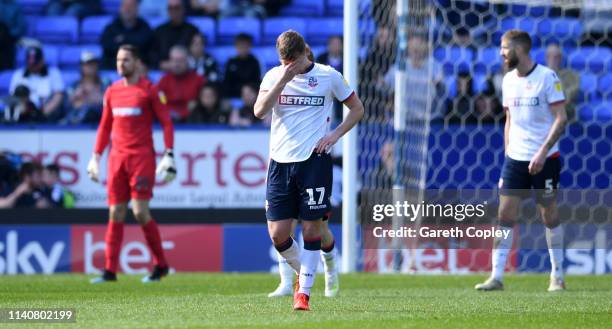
254,57,309,119
503,108,510,156
314,93,364,154
528,103,567,175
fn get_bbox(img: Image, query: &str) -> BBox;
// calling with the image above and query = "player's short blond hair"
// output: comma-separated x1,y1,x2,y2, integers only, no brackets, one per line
276,30,306,62
502,29,532,53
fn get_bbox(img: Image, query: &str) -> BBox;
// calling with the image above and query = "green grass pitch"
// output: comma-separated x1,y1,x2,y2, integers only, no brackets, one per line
0,273,610,328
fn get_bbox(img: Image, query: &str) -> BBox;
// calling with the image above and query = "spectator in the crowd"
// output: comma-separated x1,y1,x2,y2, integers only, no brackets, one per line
229,82,259,127
221,0,264,18
359,25,396,121
189,0,221,17
475,78,503,123
157,45,205,122
446,71,475,123
382,33,445,121
546,43,579,120
188,33,220,84
42,164,71,208
0,152,19,197
101,0,153,70
188,84,231,124
0,162,50,208
9,46,65,121
61,51,110,125
139,0,168,19
223,33,260,98
3,85,43,123
317,35,343,72
151,0,199,70
46,0,102,19
0,0,26,71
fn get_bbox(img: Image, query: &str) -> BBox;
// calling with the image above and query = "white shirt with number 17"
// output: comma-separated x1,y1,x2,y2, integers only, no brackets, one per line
260,63,354,163
502,64,566,161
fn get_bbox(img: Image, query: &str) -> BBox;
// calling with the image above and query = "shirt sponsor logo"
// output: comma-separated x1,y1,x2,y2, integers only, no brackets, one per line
510,97,539,107
112,107,142,116
278,95,324,106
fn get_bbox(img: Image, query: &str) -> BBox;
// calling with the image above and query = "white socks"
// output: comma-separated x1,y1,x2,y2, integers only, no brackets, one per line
546,225,564,280
298,238,321,296
276,238,301,274
491,226,513,282
277,251,295,287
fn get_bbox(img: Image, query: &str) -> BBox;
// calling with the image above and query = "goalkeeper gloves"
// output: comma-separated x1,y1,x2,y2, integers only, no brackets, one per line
156,149,177,183
87,153,101,182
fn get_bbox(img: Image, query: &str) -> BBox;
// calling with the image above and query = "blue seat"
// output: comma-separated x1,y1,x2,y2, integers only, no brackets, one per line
494,17,539,46
59,45,102,70
531,47,546,65
474,47,501,74
16,45,60,67
148,70,163,83
327,0,343,16
306,18,343,46
187,17,216,46
578,73,598,102
252,46,280,73
34,16,79,44
433,47,474,75
262,18,306,45
62,70,80,87
208,46,236,72
0,70,13,96
568,47,611,74
101,70,120,82
102,0,121,15
598,73,612,96
537,18,582,47
17,0,46,15
579,101,611,121
145,16,166,29
279,0,324,16
217,18,261,45
80,16,113,44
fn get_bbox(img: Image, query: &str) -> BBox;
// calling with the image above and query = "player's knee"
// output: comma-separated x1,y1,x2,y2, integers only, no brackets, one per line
109,205,127,222
541,206,560,228
132,209,151,224
270,232,290,246
302,222,322,240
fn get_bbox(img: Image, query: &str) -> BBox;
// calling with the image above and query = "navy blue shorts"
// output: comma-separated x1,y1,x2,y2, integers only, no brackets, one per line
266,152,332,221
499,155,561,205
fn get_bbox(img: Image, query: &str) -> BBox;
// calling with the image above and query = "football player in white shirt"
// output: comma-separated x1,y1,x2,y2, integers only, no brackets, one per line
254,30,364,311
475,30,568,292
268,45,342,299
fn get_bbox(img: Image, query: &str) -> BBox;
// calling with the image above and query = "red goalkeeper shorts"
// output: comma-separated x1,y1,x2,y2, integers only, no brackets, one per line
107,151,156,205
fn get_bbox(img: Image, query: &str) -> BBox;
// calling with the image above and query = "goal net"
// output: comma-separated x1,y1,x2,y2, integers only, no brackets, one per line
355,0,611,274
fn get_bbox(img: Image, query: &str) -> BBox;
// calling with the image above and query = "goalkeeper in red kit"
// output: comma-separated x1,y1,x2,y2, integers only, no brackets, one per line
87,45,177,283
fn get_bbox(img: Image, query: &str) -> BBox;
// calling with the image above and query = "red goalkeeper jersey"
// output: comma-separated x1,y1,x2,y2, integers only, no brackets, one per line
94,77,174,155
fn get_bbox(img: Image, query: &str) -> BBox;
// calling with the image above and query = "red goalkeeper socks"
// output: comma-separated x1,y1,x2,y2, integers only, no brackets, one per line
141,219,168,268
104,220,124,273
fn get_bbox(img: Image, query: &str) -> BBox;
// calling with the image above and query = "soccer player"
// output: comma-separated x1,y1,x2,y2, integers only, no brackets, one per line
87,45,177,283
268,45,341,299
255,31,364,310
475,30,567,292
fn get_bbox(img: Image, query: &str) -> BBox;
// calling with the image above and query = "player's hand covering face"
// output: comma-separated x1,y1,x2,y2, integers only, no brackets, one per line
156,150,177,183
279,54,310,84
